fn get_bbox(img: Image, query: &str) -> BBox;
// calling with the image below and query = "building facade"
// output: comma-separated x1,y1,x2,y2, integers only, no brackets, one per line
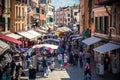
92,0,120,74
55,7,65,26
0,0,10,33
10,0,27,32
72,4,80,31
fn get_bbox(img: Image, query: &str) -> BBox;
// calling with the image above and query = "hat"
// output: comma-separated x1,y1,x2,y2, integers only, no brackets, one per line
29,65,33,68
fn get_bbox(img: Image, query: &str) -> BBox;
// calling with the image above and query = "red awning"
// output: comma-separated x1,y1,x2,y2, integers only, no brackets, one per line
0,35,22,45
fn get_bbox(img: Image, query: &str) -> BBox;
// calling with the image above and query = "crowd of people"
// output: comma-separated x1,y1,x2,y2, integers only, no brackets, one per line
0,31,93,80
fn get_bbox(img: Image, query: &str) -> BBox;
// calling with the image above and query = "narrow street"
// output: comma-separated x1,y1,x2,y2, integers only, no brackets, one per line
21,58,119,80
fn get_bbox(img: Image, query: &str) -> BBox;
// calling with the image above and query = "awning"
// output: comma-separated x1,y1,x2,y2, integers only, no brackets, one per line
37,29,47,33
32,44,59,49
43,38,60,42
82,36,102,45
72,36,83,40
27,30,41,37
18,31,36,40
6,33,22,39
0,40,10,55
93,43,120,53
0,35,22,45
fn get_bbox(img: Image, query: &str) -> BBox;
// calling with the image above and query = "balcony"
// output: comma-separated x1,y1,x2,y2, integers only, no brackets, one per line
96,0,119,6
3,8,10,14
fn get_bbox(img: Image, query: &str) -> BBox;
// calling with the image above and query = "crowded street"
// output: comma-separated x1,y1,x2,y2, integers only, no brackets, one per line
0,0,120,80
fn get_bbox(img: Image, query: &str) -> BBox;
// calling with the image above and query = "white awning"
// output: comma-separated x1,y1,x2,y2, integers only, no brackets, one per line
32,44,58,49
93,43,120,53
18,31,36,40
82,36,102,45
6,33,22,39
27,30,41,37
38,29,47,33
0,40,10,55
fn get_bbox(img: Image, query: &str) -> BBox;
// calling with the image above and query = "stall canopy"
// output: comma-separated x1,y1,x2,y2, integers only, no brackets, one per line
27,30,41,37
43,38,60,42
32,44,59,50
0,35,22,45
0,40,10,55
82,36,102,45
37,29,47,33
18,31,36,40
72,36,83,40
93,43,120,53
6,33,22,39
57,26,72,32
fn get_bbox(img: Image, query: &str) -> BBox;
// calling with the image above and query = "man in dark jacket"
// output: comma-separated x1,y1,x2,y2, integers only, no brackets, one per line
41,56,48,77
29,65,36,80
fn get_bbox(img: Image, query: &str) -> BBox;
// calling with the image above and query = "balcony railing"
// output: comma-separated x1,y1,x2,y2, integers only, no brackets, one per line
3,8,10,14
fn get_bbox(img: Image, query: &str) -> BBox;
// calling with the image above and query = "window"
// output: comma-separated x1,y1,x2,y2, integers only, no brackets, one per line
42,9,44,14
99,17,103,33
2,17,5,31
41,0,46,3
36,8,39,13
19,7,20,17
104,16,108,34
22,8,24,17
68,18,70,21
8,18,10,30
49,17,53,22
95,17,98,32
74,12,77,15
68,14,70,17
16,7,18,18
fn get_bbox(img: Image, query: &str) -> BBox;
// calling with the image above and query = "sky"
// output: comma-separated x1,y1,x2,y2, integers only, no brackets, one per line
51,0,80,10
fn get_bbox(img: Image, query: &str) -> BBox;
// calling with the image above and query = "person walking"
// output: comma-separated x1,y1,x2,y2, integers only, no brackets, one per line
29,65,36,80
84,62,92,80
41,56,48,77
15,63,23,80
79,52,83,68
57,53,63,70
63,53,69,70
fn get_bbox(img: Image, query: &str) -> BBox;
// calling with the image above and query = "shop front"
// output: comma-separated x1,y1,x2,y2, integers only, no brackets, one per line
93,42,120,74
